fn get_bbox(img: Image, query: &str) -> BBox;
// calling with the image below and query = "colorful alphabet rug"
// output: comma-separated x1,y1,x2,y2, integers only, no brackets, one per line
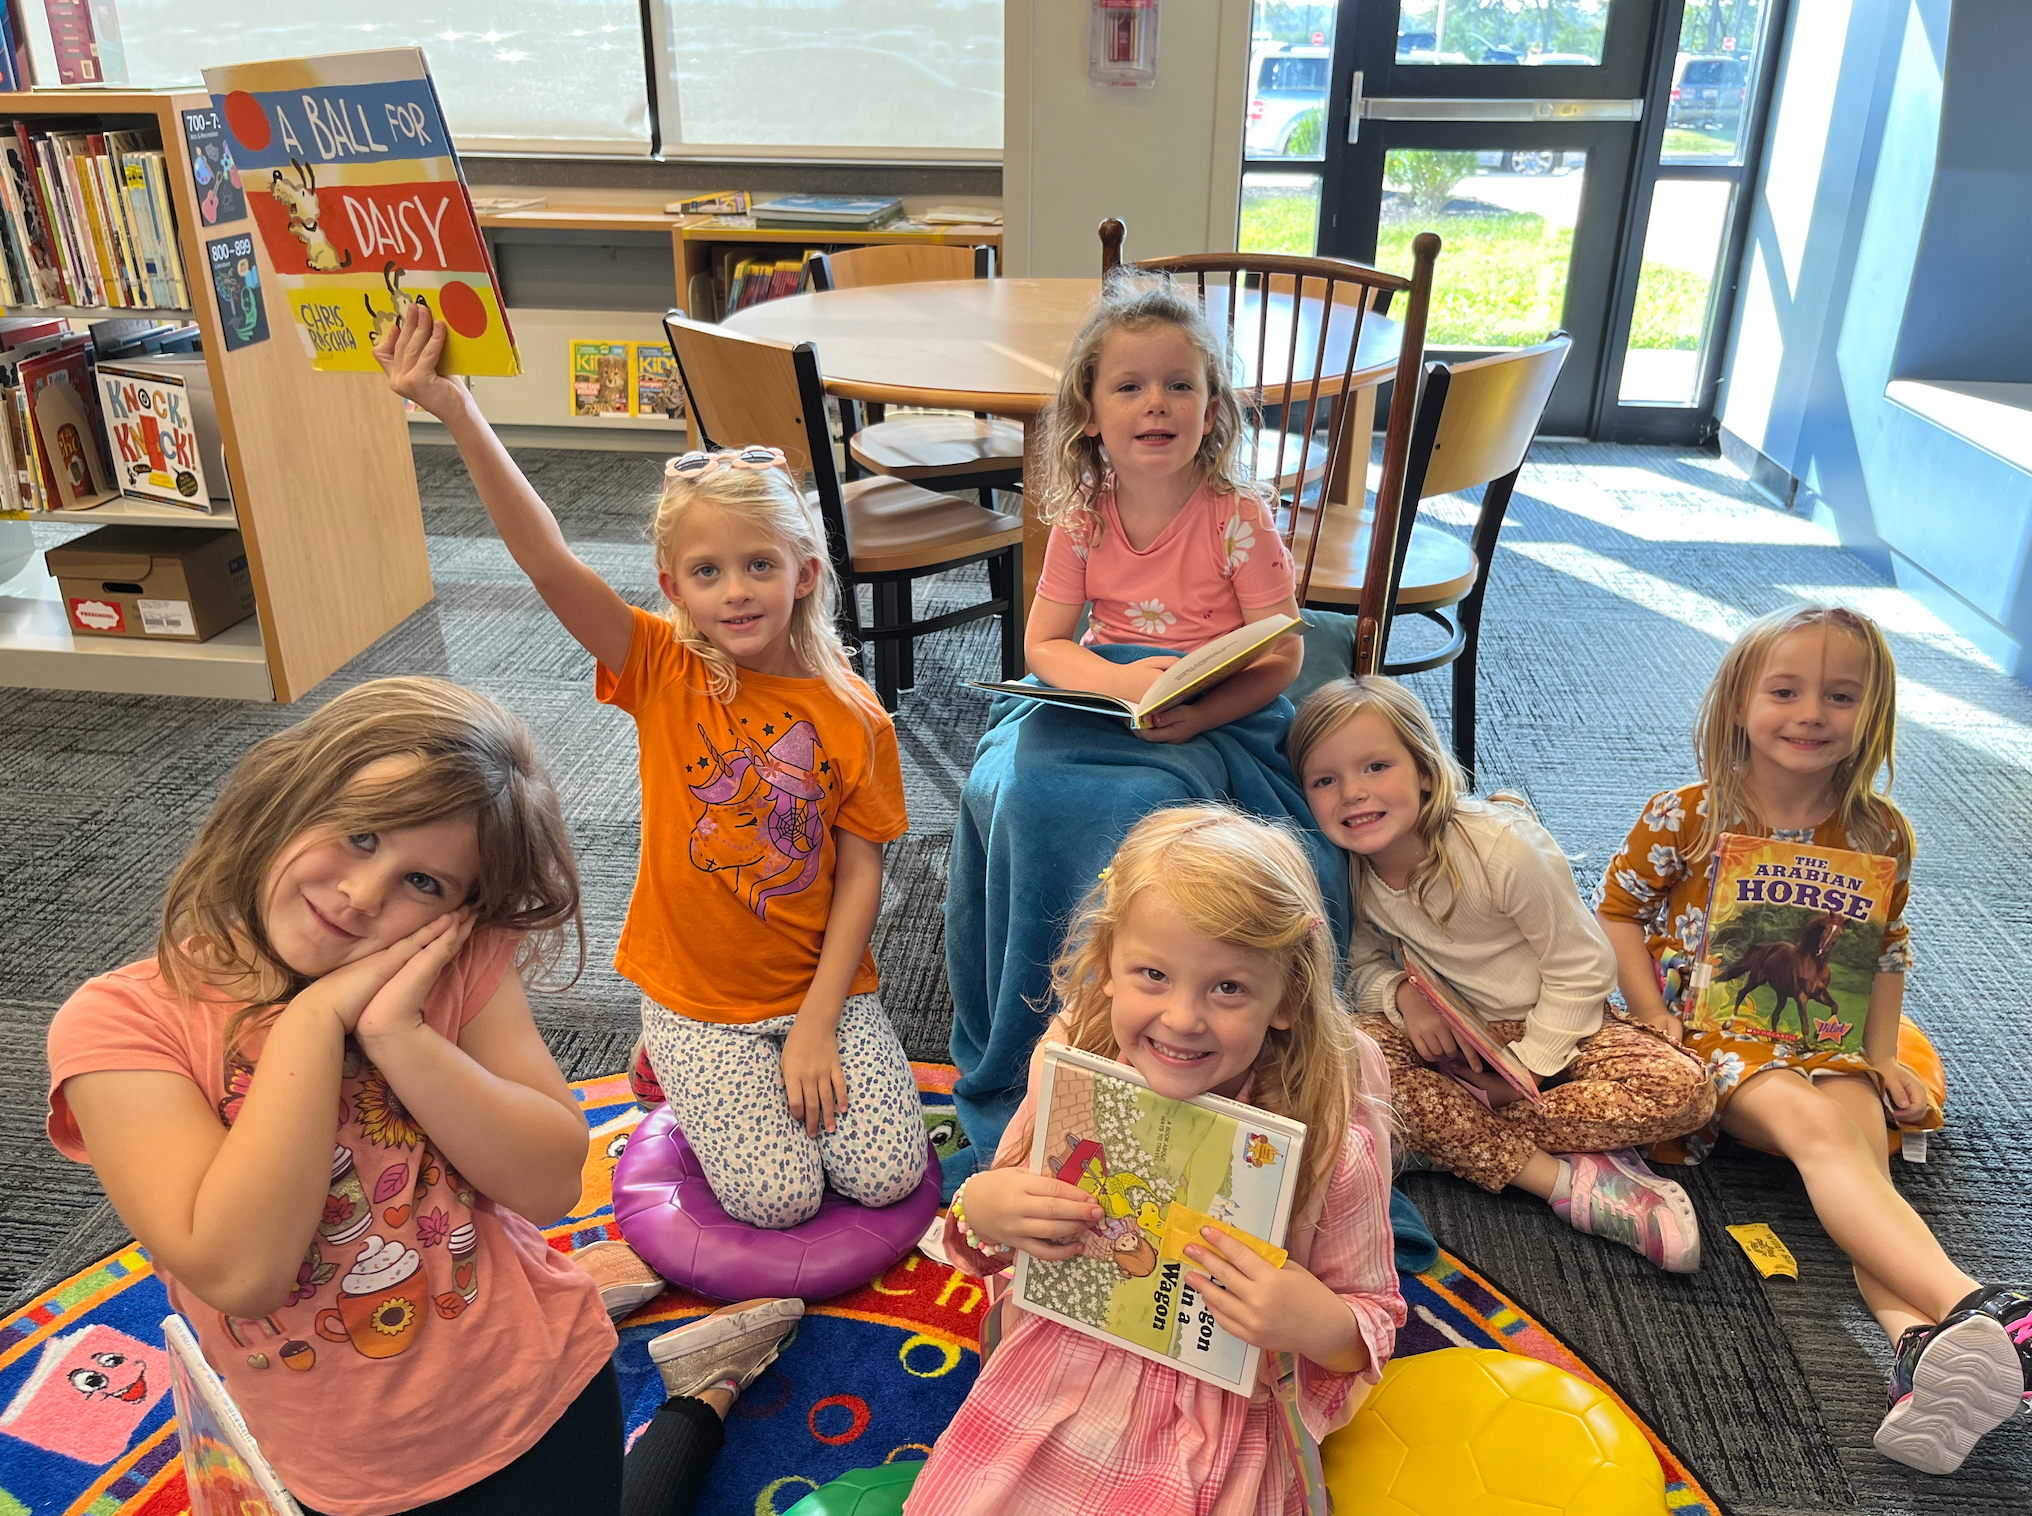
0,1066,1718,1515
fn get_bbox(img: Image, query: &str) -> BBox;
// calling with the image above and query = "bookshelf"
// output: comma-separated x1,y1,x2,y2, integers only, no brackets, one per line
0,89,430,703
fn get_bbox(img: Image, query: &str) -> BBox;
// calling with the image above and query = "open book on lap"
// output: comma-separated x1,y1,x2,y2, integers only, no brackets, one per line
970,613,1304,729
1398,944,1547,1109
1011,1044,1306,1396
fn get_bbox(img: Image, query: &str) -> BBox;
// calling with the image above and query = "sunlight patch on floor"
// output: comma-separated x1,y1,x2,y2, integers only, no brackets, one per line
1517,469,1834,545
1504,541,2032,772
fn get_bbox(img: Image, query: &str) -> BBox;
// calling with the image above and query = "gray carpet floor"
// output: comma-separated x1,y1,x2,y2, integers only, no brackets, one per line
1,439,2027,1513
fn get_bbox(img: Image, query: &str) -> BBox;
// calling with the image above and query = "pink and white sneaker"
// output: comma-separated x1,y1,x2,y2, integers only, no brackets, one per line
1551,1149,1701,1273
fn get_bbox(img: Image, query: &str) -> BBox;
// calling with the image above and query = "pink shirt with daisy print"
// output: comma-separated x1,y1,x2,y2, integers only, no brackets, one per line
1036,480,1296,652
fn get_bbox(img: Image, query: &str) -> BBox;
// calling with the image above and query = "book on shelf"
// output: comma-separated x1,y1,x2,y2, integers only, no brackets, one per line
667,190,750,216
0,121,189,311
1396,943,1546,1110
720,251,816,316
1010,1043,1305,1396
204,48,518,376
1687,833,1896,1057
20,335,114,508
751,194,903,230
969,613,1304,730
631,340,684,420
97,356,225,508
920,205,1003,225
568,339,631,419
0,1,28,94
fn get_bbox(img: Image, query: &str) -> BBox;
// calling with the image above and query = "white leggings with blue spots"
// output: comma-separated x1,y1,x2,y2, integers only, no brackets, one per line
642,992,926,1229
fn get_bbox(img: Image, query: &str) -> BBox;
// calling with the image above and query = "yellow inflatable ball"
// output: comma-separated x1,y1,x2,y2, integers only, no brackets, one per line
1322,1348,1666,1515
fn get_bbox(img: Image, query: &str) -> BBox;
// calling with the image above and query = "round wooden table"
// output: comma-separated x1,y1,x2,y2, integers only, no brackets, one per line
723,278,1460,614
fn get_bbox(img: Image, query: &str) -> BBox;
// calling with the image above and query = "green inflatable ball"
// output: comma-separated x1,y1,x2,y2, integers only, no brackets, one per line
782,1460,925,1516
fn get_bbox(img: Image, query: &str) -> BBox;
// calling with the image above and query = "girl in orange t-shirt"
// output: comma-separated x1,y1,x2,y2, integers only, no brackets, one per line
382,304,923,1236
47,678,805,1516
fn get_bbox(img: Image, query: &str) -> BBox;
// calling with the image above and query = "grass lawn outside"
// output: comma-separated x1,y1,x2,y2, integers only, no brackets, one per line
1239,191,1712,351
1662,126,1737,160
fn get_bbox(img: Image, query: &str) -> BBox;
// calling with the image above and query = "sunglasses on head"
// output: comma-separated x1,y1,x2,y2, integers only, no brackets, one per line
664,446,787,480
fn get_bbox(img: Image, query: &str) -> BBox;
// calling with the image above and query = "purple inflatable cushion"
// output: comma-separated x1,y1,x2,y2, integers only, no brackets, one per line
611,1102,942,1303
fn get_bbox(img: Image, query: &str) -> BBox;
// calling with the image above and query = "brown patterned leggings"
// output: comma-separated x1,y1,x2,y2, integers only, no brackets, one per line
1355,1012,1718,1192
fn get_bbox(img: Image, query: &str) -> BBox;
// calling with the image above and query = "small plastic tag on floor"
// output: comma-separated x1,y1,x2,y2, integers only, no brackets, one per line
1899,1130,1928,1163
1726,1222,1798,1279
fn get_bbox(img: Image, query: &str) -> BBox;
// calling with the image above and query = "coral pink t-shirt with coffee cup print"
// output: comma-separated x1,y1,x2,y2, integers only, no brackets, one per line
46,932,616,1516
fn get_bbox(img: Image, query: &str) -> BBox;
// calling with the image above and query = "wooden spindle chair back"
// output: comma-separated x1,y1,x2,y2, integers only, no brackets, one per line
1113,238,1440,673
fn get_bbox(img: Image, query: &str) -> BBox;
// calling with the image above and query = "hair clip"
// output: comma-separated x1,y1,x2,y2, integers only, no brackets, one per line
1097,865,1112,883
1307,916,1325,939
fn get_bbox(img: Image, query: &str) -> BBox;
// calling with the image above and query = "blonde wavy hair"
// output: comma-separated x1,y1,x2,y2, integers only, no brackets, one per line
1692,603,1913,861
1035,274,1266,546
157,678,584,1058
650,459,874,723
1005,804,1381,1219
1288,676,1492,928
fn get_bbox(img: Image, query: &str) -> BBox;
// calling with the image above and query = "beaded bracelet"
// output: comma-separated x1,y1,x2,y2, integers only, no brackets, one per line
949,1176,1012,1256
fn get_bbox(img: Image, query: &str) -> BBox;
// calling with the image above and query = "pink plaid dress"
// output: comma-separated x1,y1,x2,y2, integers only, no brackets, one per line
906,1036,1403,1516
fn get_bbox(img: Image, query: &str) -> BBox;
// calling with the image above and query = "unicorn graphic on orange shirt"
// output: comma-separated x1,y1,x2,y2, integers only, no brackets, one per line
687,719,828,918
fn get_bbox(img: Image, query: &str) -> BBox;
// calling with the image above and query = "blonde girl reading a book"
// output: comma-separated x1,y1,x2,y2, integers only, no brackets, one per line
46,678,808,1516
1026,274,1304,741
909,805,1403,1516
379,302,924,1242
1289,677,1716,1275
1597,604,2027,1474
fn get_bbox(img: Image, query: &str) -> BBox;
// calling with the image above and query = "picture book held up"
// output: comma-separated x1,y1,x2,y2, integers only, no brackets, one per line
1689,834,1897,1057
201,48,518,376
970,613,1303,729
1013,1044,1305,1396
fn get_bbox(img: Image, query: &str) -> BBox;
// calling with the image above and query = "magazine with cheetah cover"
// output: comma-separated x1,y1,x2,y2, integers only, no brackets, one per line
1688,834,1895,1057
1011,1044,1306,1394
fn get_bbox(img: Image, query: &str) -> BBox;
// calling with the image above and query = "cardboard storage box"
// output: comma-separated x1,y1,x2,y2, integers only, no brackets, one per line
44,525,256,642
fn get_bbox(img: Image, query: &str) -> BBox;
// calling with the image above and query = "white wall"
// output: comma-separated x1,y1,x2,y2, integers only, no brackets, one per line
1003,0,1252,277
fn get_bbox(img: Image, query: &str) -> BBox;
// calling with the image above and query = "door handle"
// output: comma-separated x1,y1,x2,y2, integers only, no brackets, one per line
1345,70,1364,144
1357,97,1643,122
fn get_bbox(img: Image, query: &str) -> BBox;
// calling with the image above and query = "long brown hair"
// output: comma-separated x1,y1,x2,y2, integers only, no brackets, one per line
157,678,584,1054
1692,604,1913,860
1288,675,1484,926
1006,804,1382,1219
1035,274,1264,544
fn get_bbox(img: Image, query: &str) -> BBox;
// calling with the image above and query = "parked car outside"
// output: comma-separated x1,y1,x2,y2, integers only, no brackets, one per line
1474,148,1585,175
1669,54,1748,130
1245,45,1330,159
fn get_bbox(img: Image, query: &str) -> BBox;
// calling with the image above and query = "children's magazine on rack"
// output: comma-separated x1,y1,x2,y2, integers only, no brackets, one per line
1689,834,1895,1056
1012,1044,1305,1395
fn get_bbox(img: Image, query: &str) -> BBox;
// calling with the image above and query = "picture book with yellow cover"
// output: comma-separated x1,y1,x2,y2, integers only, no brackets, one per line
1688,833,1897,1055
1011,1044,1305,1395
201,49,519,376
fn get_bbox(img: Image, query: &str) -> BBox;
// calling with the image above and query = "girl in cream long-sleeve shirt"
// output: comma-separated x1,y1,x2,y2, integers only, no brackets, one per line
1291,677,1718,1274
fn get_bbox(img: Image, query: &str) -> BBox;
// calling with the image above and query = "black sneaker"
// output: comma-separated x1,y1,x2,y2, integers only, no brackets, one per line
1944,1286,2032,1408
1874,1309,2022,1473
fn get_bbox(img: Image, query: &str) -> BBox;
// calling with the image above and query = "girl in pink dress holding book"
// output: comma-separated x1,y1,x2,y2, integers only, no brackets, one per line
909,805,1403,1516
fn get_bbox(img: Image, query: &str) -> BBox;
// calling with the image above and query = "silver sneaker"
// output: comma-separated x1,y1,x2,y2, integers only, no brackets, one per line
648,1297,804,1400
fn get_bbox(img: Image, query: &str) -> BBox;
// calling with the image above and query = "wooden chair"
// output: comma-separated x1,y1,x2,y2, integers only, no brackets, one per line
1310,334,1572,782
805,244,1026,509
662,310,1025,712
1097,218,1441,674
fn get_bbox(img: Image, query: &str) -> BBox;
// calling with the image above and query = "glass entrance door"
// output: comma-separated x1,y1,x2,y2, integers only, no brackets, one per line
1238,1,1785,441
